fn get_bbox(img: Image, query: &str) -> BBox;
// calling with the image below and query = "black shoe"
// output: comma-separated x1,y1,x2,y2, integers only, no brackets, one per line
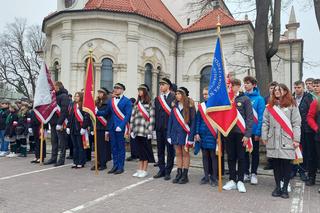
44,159,57,165
281,189,289,199
76,165,85,169
263,165,273,170
108,167,118,174
153,171,165,179
71,164,77,169
164,174,171,181
54,162,64,167
209,177,218,187
178,169,189,184
18,154,27,157
114,169,124,175
99,166,107,171
272,187,282,197
126,156,134,161
172,168,183,184
66,156,73,160
30,159,39,163
200,176,209,185
306,178,315,186
299,172,308,182
154,162,159,167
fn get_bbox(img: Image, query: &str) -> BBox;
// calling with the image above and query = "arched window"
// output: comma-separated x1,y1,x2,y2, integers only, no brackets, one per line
200,65,212,102
101,58,113,91
144,63,153,94
53,61,59,82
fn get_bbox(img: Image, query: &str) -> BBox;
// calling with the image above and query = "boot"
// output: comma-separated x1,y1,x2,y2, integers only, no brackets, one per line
178,169,189,184
306,177,315,186
281,188,289,199
172,168,182,184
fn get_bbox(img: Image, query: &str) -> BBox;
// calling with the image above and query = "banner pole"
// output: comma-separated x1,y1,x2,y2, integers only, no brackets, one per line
40,122,44,166
218,131,222,192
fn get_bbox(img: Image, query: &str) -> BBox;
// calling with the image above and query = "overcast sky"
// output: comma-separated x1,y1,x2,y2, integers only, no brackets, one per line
0,0,318,80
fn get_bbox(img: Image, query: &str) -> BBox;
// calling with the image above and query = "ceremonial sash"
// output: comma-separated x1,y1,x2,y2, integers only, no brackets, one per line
236,110,253,153
198,103,217,138
253,108,258,124
96,107,107,127
74,104,90,149
267,105,301,162
266,105,294,139
158,95,171,115
173,107,190,134
56,105,68,127
137,101,150,122
111,98,130,136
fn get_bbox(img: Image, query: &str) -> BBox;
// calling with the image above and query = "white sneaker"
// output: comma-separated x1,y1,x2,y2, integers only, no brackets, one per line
0,151,9,157
223,180,237,190
244,174,251,182
250,174,258,185
137,171,148,178
132,170,142,177
280,181,291,192
6,152,17,158
237,181,247,193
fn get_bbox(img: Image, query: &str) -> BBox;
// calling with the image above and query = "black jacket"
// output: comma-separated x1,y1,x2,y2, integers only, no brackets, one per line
0,107,9,130
96,101,110,131
15,111,28,137
4,111,18,138
50,87,70,126
67,104,90,135
154,92,175,131
231,92,254,138
298,92,314,133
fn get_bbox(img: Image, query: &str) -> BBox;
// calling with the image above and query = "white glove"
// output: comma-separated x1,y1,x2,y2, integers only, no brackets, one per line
56,125,62,131
28,128,33,134
167,138,172,144
91,131,94,136
187,141,195,146
66,128,70,135
95,108,98,114
115,127,122,132
130,132,136,139
152,131,157,140
80,128,86,135
147,135,152,140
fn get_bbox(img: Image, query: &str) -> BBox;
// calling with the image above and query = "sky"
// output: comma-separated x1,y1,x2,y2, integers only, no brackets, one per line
0,0,319,80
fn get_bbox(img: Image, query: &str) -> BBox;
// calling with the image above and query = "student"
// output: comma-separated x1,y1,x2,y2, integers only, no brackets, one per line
223,79,253,193
243,76,265,185
5,103,19,158
130,84,155,178
306,78,320,189
67,92,90,169
167,87,196,184
262,84,301,199
15,102,29,157
194,87,218,186
0,100,10,157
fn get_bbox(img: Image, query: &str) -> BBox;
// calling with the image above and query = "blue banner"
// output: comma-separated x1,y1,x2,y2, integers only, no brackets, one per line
206,37,231,112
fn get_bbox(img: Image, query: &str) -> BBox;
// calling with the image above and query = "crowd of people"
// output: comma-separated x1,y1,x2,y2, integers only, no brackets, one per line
0,76,319,199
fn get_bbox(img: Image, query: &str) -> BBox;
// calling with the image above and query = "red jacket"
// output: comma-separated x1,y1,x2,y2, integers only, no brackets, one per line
307,100,319,132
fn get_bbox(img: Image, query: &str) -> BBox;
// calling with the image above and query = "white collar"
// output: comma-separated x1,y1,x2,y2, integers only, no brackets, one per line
162,91,170,97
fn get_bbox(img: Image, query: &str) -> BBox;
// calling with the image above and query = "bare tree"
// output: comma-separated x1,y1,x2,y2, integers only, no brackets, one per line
314,0,320,30
0,18,45,100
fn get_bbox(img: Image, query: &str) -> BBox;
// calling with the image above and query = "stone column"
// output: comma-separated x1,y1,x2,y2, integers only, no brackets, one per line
126,22,140,98
176,40,185,85
151,69,159,98
95,63,102,92
193,74,201,101
60,20,72,91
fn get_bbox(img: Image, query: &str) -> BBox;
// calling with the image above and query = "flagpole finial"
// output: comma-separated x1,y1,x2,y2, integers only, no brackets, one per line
217,15,221,34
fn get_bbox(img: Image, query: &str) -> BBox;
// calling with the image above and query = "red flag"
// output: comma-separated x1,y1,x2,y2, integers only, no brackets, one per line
83,55,96,123
33,62,58,123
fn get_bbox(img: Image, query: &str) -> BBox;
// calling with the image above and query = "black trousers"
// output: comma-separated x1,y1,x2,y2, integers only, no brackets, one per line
308,133,320,179
67,134,73,157
202,148,217,180
129,136,138,158
226,133,246,182
244,136,260,175
96,130,112,167
50,126,67,163
156,130,175,175
272,158,291,189
71,135,86,166
34,137,46,160
29,135,35,152
17,138,27,156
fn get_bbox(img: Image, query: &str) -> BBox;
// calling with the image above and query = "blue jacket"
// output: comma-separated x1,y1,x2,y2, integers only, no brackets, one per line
97,96,132,132
244,87,265,137
167,103,195,145
195,107,217,150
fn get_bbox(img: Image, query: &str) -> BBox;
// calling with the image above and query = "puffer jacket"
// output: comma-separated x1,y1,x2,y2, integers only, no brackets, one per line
262,104,301,160
49,87,70,126
244,87,265,136
195,108,217,150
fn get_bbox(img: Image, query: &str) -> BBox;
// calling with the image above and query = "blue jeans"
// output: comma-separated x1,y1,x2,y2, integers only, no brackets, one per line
0,130,9,152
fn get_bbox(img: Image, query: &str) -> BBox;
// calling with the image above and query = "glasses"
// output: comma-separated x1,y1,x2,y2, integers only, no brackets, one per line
113,86,122,90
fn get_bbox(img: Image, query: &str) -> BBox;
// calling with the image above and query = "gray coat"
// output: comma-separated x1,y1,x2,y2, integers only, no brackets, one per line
261,105,301,160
